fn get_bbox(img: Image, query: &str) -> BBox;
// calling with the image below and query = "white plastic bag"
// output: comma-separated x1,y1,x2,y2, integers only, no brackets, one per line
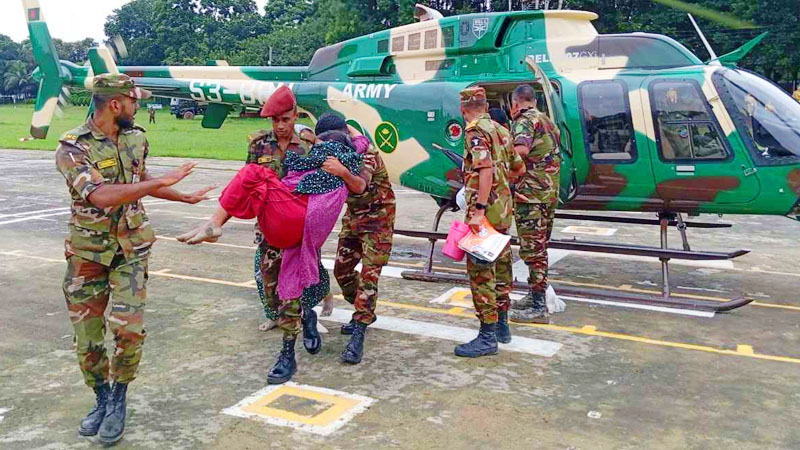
456,187,467,211
546,285,566,313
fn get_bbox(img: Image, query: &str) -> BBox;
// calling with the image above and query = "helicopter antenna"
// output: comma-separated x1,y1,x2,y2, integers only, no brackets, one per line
688,13,721,66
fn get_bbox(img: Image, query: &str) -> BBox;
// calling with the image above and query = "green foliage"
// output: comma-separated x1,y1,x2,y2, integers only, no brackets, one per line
0,104,312,160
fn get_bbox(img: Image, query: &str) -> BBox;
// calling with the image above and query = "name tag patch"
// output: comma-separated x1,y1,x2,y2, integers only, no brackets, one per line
96,158,117,170
258,155,274,164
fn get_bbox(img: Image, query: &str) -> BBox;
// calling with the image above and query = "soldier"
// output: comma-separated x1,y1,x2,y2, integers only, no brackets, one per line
316,113,396,364
177,86,322,385
56,74,214,444
509,84,561,324
148,106,156,124
455,86,516,357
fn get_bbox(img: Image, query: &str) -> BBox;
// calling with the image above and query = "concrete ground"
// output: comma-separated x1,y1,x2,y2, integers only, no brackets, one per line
1,149,799,450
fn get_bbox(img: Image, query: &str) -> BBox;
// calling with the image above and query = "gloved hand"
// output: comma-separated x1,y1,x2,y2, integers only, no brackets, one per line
176,221,223,245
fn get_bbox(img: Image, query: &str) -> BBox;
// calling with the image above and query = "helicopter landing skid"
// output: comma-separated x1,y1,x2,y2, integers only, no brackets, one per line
395,209,752,313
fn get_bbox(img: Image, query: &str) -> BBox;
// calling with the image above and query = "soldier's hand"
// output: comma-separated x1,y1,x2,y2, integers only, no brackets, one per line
160,162,198,187
176,221,222,245
322,157,348,177
183,184,218,204
468,211,485,234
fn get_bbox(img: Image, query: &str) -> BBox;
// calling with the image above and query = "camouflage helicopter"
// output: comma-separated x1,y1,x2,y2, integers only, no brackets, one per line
22,1,800,311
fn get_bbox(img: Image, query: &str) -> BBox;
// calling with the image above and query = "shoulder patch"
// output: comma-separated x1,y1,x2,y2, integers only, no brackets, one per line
248,129,271,143
59,124,92,145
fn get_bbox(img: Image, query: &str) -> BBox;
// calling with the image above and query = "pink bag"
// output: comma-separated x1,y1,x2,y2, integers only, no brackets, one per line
443,220,470,261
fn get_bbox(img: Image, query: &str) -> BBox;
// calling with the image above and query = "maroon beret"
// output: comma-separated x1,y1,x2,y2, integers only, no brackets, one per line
260,85,297,118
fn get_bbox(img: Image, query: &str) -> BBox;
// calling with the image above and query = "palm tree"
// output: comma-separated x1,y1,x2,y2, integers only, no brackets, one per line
3,60,35,98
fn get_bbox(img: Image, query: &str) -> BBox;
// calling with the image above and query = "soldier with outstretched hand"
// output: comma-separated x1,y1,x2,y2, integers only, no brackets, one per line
509,84,561,324
55,73,214,445
455,86,516,358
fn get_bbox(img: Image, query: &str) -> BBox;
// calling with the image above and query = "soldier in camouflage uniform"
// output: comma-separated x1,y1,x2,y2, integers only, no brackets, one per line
315,113,396,364
177,86,321,385
509,84,561,324
56,74,213,444
454,86,517,358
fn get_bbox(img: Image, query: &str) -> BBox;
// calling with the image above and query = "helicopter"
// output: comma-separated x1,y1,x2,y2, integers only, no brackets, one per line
21,1,800,311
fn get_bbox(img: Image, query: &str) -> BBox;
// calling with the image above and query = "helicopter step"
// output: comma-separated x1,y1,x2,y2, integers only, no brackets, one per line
400,270,753,313
396,207,752,313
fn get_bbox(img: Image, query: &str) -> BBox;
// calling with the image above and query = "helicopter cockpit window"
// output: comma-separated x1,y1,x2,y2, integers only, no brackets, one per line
650,80,729,162
712,68,800,165
579,80,637,162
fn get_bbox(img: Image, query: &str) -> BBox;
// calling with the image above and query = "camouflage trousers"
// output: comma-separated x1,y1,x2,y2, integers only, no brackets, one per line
255,242,282,320
278,296,302,341
515,202,556,292
334,228,393,325
467,242,513,324
62,254,148,388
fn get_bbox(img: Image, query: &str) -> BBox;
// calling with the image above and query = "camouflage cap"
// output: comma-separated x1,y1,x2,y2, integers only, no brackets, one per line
460,86,486,105
92,73,152,99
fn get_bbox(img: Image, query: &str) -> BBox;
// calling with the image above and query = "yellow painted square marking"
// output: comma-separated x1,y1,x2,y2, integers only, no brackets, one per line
241,386,361,427
222,382,375,435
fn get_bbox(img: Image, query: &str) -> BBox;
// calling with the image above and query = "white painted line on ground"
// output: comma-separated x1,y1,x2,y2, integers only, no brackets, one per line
182,215,254,225
156,235,256,250
561,225,617,237
431,286,714,318
430,287,465,305
0,211,72,225
0,206,70,218
558,295,715,318
222,382,375,436
564,250,736,270
317,307,562,357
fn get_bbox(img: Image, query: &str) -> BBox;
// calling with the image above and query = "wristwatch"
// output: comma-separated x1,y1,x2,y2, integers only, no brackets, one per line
475,203,487,211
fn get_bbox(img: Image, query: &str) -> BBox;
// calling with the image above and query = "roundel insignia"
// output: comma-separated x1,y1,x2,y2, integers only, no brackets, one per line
374,121,399,154
445,121,463,143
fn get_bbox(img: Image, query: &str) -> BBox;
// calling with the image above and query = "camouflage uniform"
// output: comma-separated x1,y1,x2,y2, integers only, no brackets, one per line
492,120,525,311
56,113,155,388
463,111,516,324
511,107,561,294
246,130,310,337
334,143,396,325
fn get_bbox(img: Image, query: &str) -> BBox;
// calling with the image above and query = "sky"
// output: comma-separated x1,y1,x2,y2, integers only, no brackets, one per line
1,0,270,43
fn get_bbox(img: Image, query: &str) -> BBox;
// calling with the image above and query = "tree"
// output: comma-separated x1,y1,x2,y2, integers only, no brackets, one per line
3,60,35,97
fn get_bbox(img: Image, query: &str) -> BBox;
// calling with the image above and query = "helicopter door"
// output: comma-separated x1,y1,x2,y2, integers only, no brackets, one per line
525,56,576,201
646,78,760,206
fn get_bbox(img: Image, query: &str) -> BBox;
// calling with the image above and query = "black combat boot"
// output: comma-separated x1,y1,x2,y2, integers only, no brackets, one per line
496,311,512,344
340,319,357,335
341,322,367,364
78,382,110,436
98,382,127,445
267,338,297,384
454,322,498,358
510,290,550,324
341,316,375,335
301,307,322,355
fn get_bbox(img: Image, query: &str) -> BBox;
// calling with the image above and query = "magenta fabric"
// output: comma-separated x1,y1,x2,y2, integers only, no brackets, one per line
352,135,370,154
277,171,349,300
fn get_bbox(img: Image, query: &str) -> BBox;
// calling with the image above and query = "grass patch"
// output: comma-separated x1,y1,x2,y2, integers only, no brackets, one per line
0,105,313,160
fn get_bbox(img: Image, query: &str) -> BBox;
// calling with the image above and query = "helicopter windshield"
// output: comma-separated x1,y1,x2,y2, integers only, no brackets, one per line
712,68,800,164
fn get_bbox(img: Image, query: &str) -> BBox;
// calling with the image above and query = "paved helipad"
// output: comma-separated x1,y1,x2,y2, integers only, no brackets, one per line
1,149,799,449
